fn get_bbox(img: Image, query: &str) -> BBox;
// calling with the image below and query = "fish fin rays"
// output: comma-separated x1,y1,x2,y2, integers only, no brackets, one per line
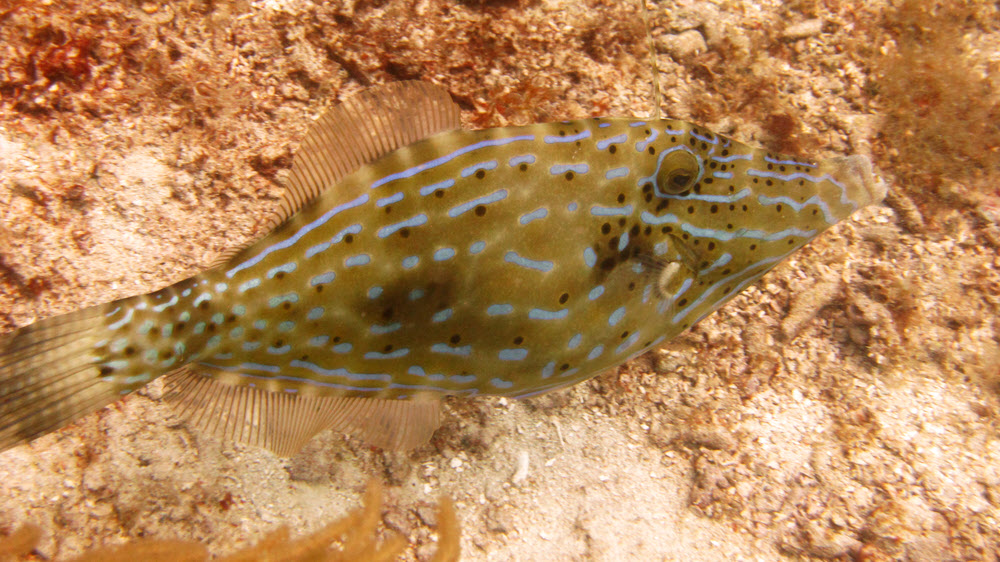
0,305,126,452
163,365,442,456
275,80,462,230
206,81,462,270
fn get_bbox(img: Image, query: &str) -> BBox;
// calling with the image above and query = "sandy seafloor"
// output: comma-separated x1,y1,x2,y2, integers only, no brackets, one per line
1,0,999,560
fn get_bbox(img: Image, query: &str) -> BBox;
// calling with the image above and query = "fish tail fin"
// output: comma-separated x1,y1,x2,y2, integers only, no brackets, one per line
0,304,134,452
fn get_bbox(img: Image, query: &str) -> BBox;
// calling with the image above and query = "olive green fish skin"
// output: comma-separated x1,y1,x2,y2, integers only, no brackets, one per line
93,117,881,400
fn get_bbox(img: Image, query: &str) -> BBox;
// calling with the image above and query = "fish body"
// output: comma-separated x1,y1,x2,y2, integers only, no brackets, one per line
0,82,885,454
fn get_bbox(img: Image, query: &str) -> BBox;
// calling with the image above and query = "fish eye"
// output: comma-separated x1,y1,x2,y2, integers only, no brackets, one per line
657,150,700,195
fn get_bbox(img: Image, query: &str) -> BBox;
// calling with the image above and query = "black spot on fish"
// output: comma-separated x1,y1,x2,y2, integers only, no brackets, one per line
600,257,616,271
609,145,617,154
344,234,355,243
776,204,783,213
475,169,486,179
400,228,410,238
275,272,285,280
176,323,186,331
559,292,569,304
560,363,570,371
513,336,524,345
315,285,324,293
124,346,135,356
620,331,629,339
282,302,291,310
565,171,574,180
384,344,393,352
707,242,716,251
601,222,611,235
198,301,209,310
648,146,655,155
99,365,114,375
520,163,528,171
434,189,445,198
274,339,284,347
450,334,461,344
608,236,619,250
474,205,487,216
227,315,236,323
617,193,625,203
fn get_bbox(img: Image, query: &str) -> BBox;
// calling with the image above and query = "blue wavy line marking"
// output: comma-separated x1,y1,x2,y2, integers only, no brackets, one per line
605,167,629,179
431,343,472,356
227,193,369,278
498,348,528,361
378,214,428,239
376,192,404,207
544,130,591,144
529,308,568,320
461,159,498,178
596,133,627,150
590,204,633,216
371,135,535,190
419,179,455,197
364,348,410,359
757,194,837,224
519,207,548,225
550,163,589,175
448,189,508,217
505,251,554,272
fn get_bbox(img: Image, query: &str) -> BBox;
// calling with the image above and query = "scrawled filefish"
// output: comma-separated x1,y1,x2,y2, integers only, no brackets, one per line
0,81,886,455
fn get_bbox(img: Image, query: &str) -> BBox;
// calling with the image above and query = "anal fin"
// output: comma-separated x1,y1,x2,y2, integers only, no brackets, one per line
163,366,441,456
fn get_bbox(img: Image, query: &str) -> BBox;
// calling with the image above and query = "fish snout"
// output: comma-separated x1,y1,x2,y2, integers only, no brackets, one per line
823,155,888,208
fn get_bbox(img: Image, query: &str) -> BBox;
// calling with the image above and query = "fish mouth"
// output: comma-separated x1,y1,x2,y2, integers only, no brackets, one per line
824,155,888,207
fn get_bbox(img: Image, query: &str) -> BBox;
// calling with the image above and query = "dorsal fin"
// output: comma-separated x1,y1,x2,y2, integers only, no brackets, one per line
209,81,462,268
162,366,442,456
276,80,462,229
